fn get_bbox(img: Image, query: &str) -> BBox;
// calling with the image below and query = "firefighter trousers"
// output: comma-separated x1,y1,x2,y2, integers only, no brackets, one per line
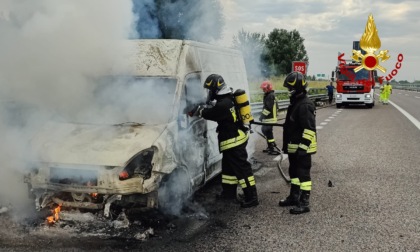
288,153,312,191
262,125,275,144
221,142,255,196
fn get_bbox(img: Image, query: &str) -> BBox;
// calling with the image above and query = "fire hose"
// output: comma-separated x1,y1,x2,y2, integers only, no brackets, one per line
246,99,334,183
249,121,290,183
249,121,284,127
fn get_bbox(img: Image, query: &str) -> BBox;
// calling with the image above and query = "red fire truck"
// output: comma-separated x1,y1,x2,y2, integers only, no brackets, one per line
331,42,378,108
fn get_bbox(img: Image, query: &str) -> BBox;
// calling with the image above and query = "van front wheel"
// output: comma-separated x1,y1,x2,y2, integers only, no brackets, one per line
158,168,192,215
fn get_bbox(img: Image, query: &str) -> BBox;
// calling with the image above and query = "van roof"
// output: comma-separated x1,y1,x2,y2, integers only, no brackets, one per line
117,39,244,77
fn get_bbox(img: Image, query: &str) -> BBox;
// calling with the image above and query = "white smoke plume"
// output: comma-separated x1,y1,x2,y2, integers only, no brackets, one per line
0,0,254,220
0,0,137,213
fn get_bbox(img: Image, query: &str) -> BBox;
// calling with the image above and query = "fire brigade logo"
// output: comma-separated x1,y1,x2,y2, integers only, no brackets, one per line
352,14,390,72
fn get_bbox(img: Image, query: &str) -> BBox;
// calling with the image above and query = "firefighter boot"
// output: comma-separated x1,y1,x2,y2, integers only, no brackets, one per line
240,186,259,208
267,142,280,155
278,184,300,207
290,191,310,214
262,142,271,153
216,184,238,202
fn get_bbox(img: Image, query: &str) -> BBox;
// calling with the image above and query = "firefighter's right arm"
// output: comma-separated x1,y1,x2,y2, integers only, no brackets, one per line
188,105,204,117
200,101,231,122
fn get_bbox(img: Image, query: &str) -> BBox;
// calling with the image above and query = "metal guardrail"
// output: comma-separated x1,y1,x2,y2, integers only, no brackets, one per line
392,85,420,92
250,89,328,118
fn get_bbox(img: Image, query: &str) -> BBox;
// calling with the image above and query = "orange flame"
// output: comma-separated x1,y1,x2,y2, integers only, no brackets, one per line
86,181,98,199
46,205,61,224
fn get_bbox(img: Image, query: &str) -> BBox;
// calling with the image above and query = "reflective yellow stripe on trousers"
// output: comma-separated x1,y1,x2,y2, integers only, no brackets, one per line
290,178,300,186
239,176,256,188
222,174,238,185
300,181,312,191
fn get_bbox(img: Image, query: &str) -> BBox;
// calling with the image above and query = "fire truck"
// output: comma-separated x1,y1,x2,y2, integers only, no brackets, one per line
331,41,378,108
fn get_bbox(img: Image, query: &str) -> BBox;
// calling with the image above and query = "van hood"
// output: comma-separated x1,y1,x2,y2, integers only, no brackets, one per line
30,121,166,167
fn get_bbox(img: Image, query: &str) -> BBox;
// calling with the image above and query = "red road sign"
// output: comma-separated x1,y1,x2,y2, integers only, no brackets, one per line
292,61,307,75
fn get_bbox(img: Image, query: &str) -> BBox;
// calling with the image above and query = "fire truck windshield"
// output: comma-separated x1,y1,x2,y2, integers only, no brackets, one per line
338,68,369,81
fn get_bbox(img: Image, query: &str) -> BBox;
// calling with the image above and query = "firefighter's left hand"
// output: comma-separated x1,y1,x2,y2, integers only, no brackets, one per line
188,105,203,117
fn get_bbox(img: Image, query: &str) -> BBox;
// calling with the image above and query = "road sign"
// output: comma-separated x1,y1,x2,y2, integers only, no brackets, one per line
292,61,307,75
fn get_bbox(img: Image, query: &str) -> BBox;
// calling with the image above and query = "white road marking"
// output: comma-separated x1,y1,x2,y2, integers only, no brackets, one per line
320,122,328,125
329,116,335,119
316,126,323,130
415,96,420,99
325,119,331,122
389,100,420,131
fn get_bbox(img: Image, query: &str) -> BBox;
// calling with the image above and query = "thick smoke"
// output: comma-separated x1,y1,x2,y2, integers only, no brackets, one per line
132,0,224,42
0,0,136,213
132,0,161,38
0,0,248,220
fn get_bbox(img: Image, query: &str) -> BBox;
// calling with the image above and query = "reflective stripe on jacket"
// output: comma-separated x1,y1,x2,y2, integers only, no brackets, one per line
384,84,392,94
201,94,247,152
282,94,317,155
261,91,278,123
220,129,249,151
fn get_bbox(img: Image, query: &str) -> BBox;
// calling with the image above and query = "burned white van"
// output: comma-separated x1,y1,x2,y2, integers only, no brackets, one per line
25,39,250,216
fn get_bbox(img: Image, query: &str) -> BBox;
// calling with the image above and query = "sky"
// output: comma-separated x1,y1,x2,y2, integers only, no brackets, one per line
219,0,420,82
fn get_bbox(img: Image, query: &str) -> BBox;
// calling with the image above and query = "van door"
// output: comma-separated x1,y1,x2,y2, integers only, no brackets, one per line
178,74,208,187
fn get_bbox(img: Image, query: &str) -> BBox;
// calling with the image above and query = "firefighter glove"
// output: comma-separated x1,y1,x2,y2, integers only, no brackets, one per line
188,105,203,117
259,114,264,121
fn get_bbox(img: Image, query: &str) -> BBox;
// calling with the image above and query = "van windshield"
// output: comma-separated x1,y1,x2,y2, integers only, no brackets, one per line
74,77,177,125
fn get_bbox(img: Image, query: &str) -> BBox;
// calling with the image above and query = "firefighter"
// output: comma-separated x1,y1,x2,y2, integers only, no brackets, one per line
188,74,259,208
279,72,317,214
259,80,280,155
383,81,392,104
379,85,385,103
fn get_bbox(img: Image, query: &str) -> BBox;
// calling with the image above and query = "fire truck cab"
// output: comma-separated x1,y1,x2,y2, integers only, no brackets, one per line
332,62,377,108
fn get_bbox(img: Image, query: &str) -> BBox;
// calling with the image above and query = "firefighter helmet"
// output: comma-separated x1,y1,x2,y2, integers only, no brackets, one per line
260,81,273,93
204,74,231,101
204,74,226,93
283,71,308,94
